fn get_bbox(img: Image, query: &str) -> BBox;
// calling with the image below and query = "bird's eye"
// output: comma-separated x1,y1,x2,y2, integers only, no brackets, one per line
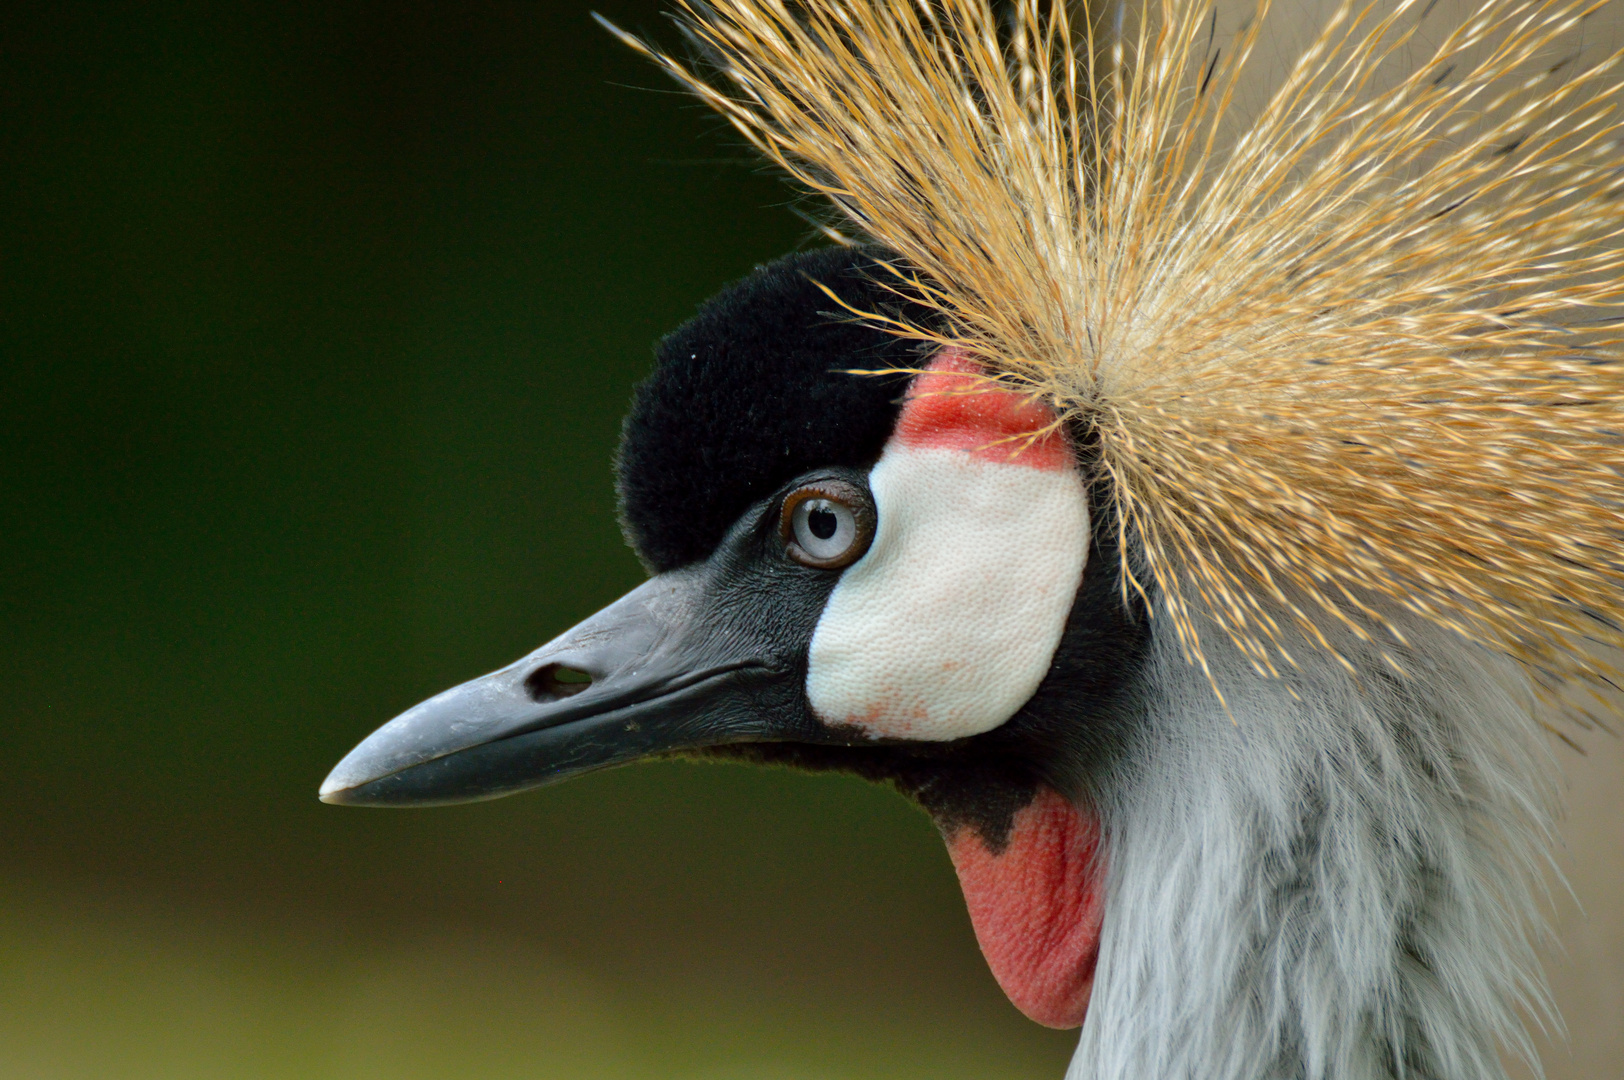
780,480,875,570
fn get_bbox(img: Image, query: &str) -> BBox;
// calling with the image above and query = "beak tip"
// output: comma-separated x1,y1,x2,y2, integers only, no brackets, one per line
319,758,374,805
318,774,393,806
321,728,415,805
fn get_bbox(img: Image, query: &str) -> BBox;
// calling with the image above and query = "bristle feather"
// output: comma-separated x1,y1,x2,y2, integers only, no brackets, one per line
611,0,1624,724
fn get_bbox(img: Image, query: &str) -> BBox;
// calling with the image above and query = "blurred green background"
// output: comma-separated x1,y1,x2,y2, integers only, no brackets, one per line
0,3,1076,1077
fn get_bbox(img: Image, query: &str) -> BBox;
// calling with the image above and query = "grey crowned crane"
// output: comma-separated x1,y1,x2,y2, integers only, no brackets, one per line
321,0,1624,1076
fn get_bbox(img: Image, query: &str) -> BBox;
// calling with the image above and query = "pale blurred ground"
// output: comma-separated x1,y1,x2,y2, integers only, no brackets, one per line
0,891,1048,1080
1520,736,1624,1080
0,906,1044,1080
0,779,1075,1080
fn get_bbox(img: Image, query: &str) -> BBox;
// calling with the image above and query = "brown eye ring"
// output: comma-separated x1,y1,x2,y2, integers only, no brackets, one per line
779,479,876,570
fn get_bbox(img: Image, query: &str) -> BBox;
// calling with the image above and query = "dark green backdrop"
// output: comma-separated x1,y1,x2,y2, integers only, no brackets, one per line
1,3,1073,1076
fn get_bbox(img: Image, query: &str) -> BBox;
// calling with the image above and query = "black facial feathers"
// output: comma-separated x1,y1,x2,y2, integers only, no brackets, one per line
616,247,938,572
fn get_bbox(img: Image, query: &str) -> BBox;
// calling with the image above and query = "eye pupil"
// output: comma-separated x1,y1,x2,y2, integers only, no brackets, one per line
808,504,839,540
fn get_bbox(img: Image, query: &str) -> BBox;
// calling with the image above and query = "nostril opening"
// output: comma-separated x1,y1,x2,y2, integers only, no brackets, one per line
525,663,593,702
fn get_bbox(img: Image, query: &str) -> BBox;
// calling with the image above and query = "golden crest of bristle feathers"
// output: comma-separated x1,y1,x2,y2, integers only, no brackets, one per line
604,0,1624,725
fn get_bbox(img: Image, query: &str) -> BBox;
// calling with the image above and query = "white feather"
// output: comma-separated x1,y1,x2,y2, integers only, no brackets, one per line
1069,605,1561,1080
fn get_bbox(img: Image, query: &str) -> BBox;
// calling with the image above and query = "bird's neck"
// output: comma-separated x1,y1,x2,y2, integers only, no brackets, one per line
1070,613,1558,1080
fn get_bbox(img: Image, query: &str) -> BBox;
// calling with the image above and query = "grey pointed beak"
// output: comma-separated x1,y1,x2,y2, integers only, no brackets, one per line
320,564,810,807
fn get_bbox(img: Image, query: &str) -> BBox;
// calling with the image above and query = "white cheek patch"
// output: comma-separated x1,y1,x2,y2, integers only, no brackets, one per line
806,353,1089,741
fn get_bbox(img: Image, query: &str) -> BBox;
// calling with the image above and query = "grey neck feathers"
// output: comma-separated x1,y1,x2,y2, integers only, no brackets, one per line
1068,607,1559,1080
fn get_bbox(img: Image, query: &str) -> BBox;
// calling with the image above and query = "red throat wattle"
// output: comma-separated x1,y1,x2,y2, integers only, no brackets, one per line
943,788,1106,1029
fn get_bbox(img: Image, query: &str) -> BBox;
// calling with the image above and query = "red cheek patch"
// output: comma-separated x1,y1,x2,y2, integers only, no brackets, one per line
892,349,1071,471
943,788,1106,1029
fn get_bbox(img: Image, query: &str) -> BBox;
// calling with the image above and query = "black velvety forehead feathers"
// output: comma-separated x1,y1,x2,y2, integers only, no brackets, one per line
617,247,936,571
